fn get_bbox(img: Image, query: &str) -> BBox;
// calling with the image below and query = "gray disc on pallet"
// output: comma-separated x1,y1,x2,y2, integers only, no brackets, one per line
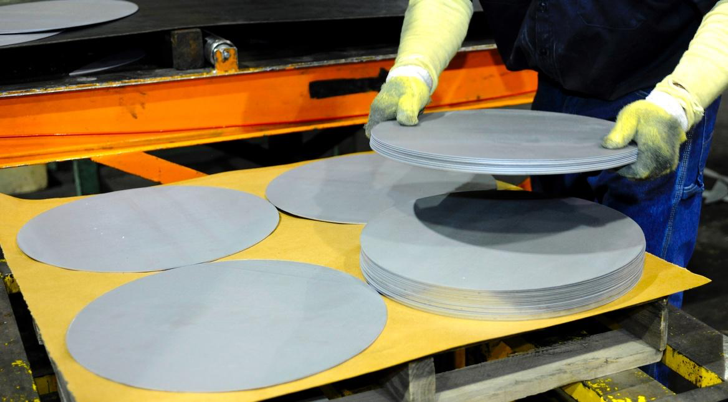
370,109,638,175
17,186,279,272
0,0,138,34
265,153,496,224
67,260,387,392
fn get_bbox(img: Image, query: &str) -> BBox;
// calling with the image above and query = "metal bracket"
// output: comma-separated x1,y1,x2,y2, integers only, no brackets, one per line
204,33,238,73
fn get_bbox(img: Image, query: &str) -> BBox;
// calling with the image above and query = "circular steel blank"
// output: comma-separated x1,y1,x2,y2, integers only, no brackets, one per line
17,186,279,272
0,0,138,34
67,260,387,392
0,31,60,47
266,153,496,224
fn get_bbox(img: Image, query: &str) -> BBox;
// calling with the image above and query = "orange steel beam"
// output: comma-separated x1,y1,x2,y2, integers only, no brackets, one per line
0,49,537,138
91,152,207,183
0,48,537,171
0,92,535,168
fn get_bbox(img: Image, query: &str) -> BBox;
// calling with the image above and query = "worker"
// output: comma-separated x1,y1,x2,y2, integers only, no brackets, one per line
365,1,728,310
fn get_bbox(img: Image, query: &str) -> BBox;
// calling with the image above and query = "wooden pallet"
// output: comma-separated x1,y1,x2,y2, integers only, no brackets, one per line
322,301,668,402
301,300,728,402
564,305,728,402
309,299,728,402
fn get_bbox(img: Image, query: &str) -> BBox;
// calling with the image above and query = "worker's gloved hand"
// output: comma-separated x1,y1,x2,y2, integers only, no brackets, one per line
364,75,431,138
602,93,688,180
604,0,728,180
363,0,474,137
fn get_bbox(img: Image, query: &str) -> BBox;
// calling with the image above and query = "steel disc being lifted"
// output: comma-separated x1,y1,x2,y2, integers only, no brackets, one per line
370,109,637,175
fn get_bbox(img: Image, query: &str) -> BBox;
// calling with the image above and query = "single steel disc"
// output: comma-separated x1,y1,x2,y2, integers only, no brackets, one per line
0,0,138,34
266,153,496,224
18,186,279,272
67,260,387,391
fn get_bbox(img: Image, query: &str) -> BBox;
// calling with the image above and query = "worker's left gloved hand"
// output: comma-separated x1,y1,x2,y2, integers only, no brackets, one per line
602,91,688,180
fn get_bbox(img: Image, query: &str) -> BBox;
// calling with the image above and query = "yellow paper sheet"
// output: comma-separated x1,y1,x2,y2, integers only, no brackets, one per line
0,156,710,402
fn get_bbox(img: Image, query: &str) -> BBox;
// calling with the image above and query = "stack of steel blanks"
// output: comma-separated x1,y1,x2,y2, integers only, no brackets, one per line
360,191,645,320
370,109,638,175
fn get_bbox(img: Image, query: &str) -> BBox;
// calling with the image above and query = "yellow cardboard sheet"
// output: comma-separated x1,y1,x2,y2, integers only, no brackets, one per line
0,157,709,402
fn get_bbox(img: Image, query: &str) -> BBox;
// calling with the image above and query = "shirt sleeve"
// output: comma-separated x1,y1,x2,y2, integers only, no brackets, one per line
393,0,474,94
655,0,728,128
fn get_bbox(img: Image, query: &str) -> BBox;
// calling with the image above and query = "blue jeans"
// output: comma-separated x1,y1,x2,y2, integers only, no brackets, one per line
530,78,721,309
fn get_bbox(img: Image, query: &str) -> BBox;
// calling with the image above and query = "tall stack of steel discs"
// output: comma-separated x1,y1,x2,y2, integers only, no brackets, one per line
359,192,645,320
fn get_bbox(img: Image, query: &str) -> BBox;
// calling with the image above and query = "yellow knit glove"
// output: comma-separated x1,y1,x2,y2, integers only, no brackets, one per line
603,101,686,180
394,0,473,93
364,76,431,138
364,0,472,137
603,0,728,180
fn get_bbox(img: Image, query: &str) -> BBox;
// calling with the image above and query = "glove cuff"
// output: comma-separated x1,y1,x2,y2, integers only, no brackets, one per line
646,90,690,131
387,66,434,93
654,77,705,129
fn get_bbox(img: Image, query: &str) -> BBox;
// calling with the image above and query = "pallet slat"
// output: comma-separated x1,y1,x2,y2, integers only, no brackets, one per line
435,329,661,402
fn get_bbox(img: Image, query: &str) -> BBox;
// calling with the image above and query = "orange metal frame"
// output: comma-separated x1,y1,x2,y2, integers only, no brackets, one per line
0,48,538,182
91,152,207,184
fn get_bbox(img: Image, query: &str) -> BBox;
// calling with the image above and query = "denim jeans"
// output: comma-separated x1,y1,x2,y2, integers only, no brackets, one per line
530,78,721,309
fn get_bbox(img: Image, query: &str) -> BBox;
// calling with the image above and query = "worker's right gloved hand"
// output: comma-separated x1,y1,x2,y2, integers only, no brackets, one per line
364,0,474,137
364,76,431,138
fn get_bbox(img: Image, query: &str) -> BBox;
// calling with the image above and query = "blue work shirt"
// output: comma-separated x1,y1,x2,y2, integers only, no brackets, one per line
480,0,718,100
